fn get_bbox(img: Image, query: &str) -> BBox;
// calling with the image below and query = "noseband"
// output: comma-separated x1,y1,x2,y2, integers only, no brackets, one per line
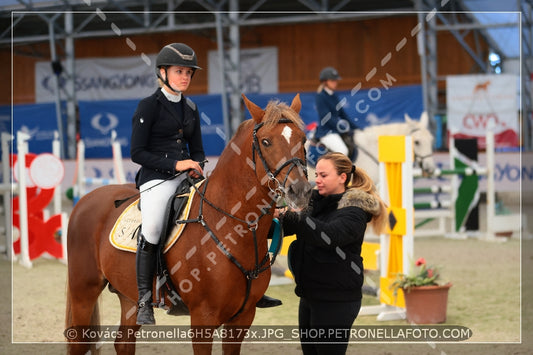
252,118,307,200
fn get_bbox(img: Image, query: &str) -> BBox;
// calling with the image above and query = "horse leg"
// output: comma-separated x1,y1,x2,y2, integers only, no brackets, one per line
65,280,106,355
221,306,257,355
189,308,220,355
114,292,141,355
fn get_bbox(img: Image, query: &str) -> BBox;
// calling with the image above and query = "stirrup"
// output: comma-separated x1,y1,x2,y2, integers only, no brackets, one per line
136,302,155,325
256,294,282,308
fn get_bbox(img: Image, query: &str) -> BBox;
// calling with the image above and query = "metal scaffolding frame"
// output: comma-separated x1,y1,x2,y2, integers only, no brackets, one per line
2,0,532,155
415,0,532,149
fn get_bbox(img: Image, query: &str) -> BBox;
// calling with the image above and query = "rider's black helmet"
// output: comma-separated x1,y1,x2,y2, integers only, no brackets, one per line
156,43,201,93
319,66,341,81
156,43,201,70
156,43,201,80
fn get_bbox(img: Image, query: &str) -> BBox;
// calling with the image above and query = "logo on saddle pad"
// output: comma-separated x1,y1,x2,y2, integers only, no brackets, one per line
109,186,199,253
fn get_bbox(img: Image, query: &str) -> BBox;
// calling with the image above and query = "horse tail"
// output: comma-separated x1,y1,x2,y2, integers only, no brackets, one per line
65,279,101,354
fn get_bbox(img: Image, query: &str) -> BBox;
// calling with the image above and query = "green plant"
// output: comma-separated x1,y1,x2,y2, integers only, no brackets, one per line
391,257,442,294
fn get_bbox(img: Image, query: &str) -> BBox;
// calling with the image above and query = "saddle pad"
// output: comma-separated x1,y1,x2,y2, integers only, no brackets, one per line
109,181,201,254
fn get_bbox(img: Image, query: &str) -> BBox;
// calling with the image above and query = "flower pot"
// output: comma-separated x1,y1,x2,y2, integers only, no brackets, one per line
495,231,513,238
403,283,452,324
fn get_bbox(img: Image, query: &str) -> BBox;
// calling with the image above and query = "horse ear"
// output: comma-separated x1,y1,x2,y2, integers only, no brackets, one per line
242,94,265,122
419,111,429,128
290,93,302,114
404,113,413,124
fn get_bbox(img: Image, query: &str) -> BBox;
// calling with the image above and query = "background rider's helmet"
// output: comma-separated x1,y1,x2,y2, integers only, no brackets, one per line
319,66,341,81
156,43,201,80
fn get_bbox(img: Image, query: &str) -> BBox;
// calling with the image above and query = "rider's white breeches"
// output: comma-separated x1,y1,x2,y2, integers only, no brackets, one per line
139,174,186,245
320,133,349,156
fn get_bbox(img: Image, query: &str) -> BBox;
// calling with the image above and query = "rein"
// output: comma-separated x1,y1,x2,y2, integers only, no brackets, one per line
176,118,305,321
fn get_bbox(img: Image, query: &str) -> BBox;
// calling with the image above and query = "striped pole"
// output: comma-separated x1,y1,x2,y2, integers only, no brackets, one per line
16,131,32,268
414,200,452,210
111,130,126,184
413,167,488,177
359,135,414,321
75,131,126,201
413,185,452,194
377,135,414,310
52,132,62,215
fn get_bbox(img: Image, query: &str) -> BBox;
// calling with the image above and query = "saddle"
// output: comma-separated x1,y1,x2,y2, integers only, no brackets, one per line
109,177,203,253
109,176,204,315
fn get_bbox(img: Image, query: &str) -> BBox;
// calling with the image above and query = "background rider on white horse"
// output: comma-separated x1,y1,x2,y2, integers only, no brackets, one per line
312,66,360,162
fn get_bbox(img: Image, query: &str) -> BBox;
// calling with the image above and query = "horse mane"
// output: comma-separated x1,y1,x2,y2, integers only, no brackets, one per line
262,100,304,129
236,99,305,135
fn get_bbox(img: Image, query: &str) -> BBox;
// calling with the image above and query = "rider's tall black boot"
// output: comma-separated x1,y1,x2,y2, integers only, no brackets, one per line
136,236,157,325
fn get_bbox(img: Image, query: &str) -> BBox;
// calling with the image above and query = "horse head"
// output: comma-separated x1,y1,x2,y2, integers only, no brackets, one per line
242,94,312,209
405,112,436,176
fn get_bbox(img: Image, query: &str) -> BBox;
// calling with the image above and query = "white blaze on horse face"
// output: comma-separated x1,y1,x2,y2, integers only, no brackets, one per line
281,126,293,144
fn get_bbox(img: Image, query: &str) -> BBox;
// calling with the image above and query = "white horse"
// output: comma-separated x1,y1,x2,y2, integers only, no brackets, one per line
306,112,436,184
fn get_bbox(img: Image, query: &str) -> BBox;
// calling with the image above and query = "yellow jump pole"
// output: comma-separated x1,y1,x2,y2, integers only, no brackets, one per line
359,135,414,321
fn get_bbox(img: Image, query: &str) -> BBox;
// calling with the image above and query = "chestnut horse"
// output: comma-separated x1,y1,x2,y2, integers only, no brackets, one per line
65,94,311,354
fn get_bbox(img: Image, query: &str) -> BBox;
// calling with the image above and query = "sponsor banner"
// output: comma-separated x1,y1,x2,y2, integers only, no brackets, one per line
208,47,278,94
446,74,519,148
1,85,424,157
245,84,424,130
78,99,136,159
1,102,64,155
35,55,158,103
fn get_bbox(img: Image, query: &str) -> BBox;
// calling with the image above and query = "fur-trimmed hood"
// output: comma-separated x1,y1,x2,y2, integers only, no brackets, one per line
337,188,381,216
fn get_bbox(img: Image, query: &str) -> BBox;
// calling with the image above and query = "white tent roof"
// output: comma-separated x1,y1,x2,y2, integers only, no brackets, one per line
462,0,523,58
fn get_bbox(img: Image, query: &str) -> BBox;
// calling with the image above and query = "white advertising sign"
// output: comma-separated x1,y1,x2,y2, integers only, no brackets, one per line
208,47,278,94
35,55,158,102
446,74,519,148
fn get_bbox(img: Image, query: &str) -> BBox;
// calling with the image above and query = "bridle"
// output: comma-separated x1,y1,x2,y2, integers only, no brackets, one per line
176,118,307,321
252,118,308,201
409,127,433,169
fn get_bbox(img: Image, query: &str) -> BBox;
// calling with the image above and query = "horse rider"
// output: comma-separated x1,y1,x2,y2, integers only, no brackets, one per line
131,43,280,325
130,42,206,325
313,66,359,162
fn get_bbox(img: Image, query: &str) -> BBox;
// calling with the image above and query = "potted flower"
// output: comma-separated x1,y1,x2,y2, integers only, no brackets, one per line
391,257,452,324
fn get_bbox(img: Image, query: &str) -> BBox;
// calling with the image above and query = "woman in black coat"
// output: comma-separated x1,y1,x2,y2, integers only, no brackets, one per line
277,152,388,354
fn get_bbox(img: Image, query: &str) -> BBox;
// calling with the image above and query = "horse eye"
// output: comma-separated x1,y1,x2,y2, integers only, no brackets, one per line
414,140,420,146
262,139,271,147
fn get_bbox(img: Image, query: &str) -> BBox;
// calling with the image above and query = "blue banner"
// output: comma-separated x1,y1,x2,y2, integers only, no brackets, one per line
78,99,137,158
0,102,65,156
2,85,423,158
245,85,424,129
